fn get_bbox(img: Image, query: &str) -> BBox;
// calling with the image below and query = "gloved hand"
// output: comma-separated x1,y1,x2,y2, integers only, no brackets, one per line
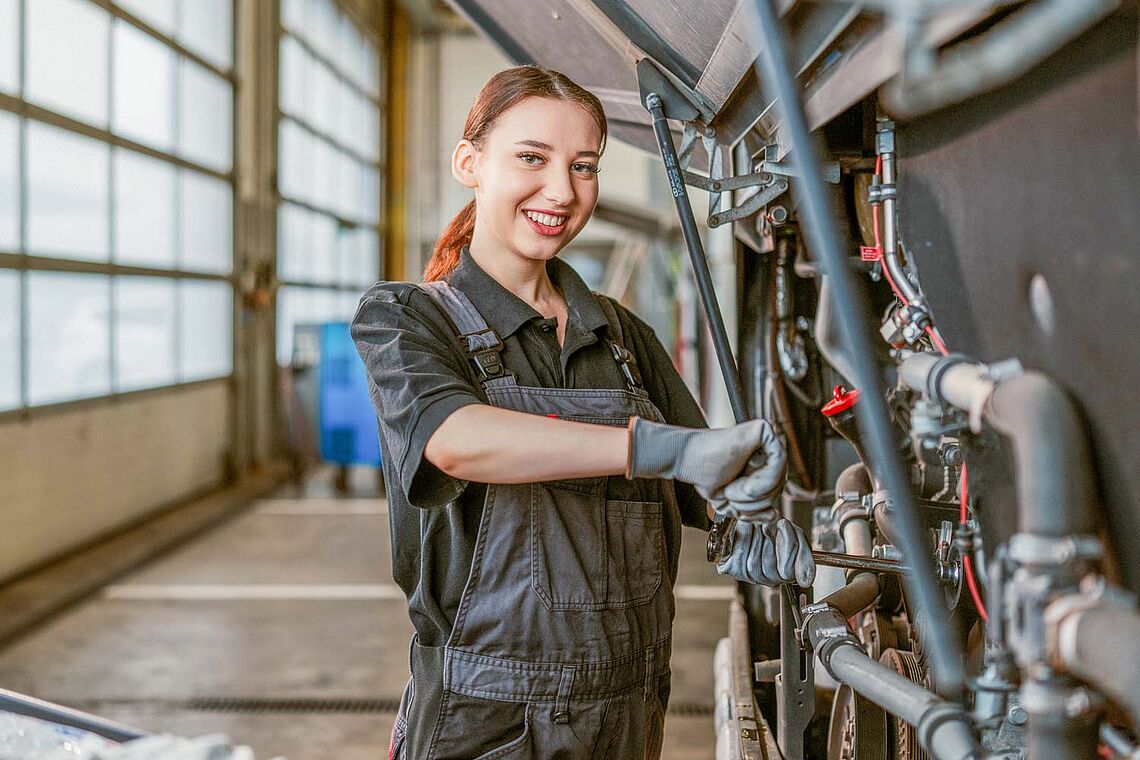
715,518,816,588
626,417,786,522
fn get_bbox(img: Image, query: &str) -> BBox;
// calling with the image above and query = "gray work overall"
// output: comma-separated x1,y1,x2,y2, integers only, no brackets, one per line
389,280,678,760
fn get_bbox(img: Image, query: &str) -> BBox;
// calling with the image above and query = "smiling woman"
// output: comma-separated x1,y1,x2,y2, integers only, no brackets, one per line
350,65,808,760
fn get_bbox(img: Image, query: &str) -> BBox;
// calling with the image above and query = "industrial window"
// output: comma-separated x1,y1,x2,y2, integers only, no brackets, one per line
276,0,382,366
0,0,235,412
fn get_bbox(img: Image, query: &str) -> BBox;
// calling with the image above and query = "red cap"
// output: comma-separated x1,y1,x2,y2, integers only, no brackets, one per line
821,385,861,417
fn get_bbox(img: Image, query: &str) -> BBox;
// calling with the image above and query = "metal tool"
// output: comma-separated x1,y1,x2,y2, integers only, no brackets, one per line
812,550,909,575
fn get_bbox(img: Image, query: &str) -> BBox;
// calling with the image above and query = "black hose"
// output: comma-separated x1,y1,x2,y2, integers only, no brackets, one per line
748,0,965,695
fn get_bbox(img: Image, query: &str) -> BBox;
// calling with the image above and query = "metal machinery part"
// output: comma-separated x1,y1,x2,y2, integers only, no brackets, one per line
448,1,1140,758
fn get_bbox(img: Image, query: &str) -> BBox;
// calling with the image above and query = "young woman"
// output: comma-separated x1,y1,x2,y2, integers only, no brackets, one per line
352,66,814,760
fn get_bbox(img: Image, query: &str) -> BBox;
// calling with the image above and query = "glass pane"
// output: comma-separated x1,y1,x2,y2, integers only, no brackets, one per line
178,0,232,71
116,0,177,36
0,111,18,251
180,170,232,274
278,35,309,120
26,0,110,127
115,275,176,391
27,272,111,405
339,226,378,287
0,270,18,410
362,165,379,224
112,20,175,151
314,137,338,214
0,0,18,94
312,60,338,137
362,39,379,98
179,279,232,380
277,202,311,283
179,59,233,173
115,149,176,268
277,285,346,366
311,212,338,285
27,122,110,261
312,0,338,62
281,0,308,36
278,119,314,205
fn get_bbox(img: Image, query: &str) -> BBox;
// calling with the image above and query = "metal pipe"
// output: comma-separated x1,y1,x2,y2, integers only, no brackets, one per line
884,0,1119,118
877,139,922,307
803,607,981,759
1052,597,1140,730
748,0,964,695
898,356,1098,538
0,687,146,743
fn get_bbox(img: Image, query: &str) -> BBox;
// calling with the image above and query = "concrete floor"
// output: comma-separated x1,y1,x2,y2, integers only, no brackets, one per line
0,468,732,759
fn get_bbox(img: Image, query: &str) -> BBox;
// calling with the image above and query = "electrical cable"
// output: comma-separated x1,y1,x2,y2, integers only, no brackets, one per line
959,464,990,623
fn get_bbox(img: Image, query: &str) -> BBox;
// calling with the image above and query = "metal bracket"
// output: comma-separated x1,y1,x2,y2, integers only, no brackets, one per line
709,178,790,228
777,584,815,760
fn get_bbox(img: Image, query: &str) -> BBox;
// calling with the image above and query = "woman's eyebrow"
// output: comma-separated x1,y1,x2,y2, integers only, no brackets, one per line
515,139,600,158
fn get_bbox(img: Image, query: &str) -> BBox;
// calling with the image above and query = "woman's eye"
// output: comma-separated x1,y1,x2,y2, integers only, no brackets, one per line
518,153,544,165
573,162,600,175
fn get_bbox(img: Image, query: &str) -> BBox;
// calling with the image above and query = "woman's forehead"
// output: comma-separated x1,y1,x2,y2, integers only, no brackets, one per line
488,97,602,152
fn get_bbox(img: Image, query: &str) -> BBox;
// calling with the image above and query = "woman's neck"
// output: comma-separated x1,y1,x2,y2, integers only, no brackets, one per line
467,236,561,310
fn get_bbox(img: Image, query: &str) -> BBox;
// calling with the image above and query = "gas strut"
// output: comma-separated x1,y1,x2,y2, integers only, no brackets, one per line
641,92,746,561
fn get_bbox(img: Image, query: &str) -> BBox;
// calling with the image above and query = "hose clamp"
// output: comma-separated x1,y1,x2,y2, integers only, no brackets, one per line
1008,533,1103,566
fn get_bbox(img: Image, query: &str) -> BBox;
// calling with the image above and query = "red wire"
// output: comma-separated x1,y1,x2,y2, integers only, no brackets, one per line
960,464,990,622
926,326,949,356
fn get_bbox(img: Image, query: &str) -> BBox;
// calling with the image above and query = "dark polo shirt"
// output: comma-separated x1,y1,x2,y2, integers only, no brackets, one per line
351,246,711,647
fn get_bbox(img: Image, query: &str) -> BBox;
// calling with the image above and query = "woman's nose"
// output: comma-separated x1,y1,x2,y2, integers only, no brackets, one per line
542,170,575,205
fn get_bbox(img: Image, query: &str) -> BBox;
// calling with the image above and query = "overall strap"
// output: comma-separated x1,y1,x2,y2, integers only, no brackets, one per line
417,281,513,386
592,294,644,392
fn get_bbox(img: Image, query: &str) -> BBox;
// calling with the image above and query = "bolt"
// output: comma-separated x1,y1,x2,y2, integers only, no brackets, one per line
767,205,789,225
1006,704,1028,726
711,181,722,191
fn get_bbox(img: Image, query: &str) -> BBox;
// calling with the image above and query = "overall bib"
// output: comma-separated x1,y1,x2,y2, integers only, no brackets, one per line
390,281,679,760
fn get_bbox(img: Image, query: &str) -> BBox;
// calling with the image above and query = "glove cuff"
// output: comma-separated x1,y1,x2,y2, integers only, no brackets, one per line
627,417,685,481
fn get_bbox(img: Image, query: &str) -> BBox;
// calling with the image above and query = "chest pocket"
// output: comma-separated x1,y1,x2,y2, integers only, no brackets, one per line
529,478,664,611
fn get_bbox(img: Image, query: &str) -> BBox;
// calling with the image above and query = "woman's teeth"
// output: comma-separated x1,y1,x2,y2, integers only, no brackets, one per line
524,210,566,227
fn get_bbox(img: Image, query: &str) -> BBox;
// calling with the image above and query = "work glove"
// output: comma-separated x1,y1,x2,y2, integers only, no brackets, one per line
716,518,816,588
626,417,786,522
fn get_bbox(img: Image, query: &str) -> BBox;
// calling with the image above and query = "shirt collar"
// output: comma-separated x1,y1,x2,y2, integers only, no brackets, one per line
446,246,609,339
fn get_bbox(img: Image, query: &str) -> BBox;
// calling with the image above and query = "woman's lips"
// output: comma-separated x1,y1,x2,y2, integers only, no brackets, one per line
523,209,567,237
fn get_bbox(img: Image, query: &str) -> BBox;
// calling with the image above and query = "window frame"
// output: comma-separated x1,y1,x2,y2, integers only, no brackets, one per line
0,0,238,421
274,0,384,368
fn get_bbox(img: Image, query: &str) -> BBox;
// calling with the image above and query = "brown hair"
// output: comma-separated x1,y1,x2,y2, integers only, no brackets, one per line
423,66,608,282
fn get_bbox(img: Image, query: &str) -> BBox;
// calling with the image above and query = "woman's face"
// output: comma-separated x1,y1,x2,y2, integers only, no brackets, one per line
454,96,602,264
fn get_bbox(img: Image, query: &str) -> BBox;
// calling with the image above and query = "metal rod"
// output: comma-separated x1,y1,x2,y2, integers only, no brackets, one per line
644,92,748,423
748,0,965,696
813,550,909,574
0,688,147,743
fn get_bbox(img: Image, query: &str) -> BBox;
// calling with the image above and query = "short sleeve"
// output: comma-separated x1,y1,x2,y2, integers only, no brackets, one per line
616,303,713,531
351,283,483,508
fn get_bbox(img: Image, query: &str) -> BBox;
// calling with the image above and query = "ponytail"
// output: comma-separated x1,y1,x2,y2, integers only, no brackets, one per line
424,200,476,282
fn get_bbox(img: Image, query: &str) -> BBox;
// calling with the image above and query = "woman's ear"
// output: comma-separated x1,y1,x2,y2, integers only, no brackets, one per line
451,139,479,189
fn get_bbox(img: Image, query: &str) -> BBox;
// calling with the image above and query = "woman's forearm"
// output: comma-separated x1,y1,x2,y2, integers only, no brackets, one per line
424,404,629,483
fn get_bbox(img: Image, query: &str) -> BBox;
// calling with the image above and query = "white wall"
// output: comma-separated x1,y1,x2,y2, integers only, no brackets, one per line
0,382,231,583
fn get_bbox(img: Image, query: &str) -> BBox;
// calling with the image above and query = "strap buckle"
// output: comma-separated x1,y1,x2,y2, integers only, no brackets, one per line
462,329,509,381
610,342,643,390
